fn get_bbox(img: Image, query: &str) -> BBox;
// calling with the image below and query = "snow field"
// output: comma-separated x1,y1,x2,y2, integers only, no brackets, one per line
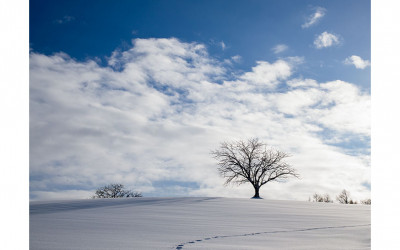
30,197,370,249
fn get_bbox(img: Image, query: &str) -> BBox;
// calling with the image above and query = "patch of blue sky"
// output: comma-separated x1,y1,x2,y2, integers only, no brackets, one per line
362,181,371,190
315,127,370,156
98,83,128,92
30,173,96,198
31,181,94,192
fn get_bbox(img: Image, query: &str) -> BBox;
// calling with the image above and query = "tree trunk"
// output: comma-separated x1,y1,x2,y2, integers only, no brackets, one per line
252,186,261,199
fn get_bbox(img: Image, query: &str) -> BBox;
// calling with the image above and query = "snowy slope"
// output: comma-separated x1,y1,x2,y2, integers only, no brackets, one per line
30,197,370,249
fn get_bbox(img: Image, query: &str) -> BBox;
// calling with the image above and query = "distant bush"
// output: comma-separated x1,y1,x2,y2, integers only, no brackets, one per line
322,194,333,203
310,190,366,205
361,198,371,205
336,189,357,204
310,193,323,202
310,193,333,203
92,183,142,198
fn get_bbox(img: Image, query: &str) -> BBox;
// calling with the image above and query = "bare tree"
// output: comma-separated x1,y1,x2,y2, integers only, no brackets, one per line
336,189,350,204
323,194,333,203
211,138,299,199
311,193,324,202
361,198,371,205
311,193,333,203
336,189,356,204
92,184,142,198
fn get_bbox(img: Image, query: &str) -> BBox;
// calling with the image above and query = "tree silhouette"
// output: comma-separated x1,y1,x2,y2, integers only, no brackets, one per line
92,184,142,198
310,193,332,203
211,138,299,198
336,189,357,204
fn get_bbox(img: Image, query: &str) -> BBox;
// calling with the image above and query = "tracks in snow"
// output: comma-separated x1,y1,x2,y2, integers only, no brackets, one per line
173,224,371,249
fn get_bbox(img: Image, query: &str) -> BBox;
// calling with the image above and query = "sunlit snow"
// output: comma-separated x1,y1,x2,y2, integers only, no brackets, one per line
30,197,370,249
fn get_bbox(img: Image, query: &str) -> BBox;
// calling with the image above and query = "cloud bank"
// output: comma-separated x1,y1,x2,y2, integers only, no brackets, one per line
30,38,370,201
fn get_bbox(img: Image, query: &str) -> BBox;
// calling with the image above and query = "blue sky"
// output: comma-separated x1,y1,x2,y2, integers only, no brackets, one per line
30,0,370,89
29,0,371,201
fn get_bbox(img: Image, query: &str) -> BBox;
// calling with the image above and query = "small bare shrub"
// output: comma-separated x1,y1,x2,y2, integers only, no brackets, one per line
336,189,357,204
310,193,333,203
92,183,142,198
361,198,371,205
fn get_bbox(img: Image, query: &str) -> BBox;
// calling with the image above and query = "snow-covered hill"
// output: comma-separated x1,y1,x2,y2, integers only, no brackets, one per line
30,197,370,249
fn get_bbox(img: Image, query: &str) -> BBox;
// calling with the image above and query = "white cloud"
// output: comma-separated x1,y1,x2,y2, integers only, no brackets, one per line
287,78,319,88
270,88,323,116
272,44,288,54
302,7,326,28
344,55,371,69
314,31,340,49
30,38,370,201
269,79,370,136
231,55,241,63
239,60,292,87
223,55,241,65
220,41,226,50
55,15,75,24
316,80,371,135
